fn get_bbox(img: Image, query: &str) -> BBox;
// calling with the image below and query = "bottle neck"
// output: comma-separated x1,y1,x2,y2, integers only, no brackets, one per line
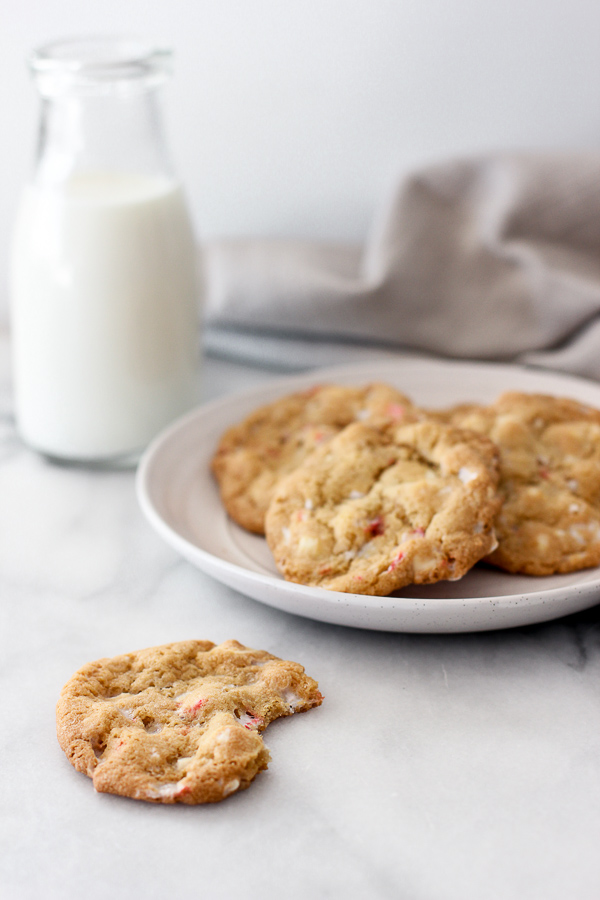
34,87,172,186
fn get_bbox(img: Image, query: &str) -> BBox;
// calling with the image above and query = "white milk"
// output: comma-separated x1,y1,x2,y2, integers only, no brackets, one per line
10,171,199,461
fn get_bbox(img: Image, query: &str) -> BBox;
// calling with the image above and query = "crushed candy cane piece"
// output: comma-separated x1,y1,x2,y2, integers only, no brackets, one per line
237,710,264,730
386,403,405,420
364,515,385,537
177,696,206,718
386,550,405,572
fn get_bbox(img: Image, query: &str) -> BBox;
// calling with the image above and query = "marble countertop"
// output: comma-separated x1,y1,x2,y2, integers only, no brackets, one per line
1,325,600,900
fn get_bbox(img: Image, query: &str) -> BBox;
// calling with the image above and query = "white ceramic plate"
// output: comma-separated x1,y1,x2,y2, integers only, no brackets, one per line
136,357,600,633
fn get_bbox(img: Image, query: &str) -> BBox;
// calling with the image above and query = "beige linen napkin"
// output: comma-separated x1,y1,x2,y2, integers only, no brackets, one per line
204,153,600,378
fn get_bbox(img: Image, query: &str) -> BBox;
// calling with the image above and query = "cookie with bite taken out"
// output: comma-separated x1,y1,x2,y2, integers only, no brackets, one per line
56,640,323,803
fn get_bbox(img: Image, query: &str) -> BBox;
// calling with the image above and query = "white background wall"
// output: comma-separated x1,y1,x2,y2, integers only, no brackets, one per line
2,0,600,318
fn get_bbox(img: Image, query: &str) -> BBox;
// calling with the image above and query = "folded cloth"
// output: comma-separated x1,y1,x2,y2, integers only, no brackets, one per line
204,152,600,379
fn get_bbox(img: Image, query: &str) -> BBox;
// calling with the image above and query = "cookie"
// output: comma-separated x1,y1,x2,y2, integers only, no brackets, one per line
265,420,501,594
211,382,419,534
437,392,600,575
56,640,323,804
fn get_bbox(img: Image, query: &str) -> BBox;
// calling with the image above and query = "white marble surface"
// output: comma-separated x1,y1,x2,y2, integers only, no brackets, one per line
1,325,600,900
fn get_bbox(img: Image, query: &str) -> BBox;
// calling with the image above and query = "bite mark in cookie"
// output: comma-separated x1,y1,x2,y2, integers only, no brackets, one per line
56,640,323,804
265,420,501,594
211,383,420,534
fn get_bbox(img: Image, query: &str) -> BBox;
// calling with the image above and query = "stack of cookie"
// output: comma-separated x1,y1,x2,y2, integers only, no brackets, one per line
212,383,600,594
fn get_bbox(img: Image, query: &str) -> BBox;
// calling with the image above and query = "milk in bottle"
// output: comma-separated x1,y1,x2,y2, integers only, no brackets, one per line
10,38,200,463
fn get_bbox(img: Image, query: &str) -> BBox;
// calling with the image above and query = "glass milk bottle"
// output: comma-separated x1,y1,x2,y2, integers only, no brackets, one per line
10,37,200,464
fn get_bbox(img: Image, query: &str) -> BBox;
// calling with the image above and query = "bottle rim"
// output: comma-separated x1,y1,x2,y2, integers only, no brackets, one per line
30,36,172,94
